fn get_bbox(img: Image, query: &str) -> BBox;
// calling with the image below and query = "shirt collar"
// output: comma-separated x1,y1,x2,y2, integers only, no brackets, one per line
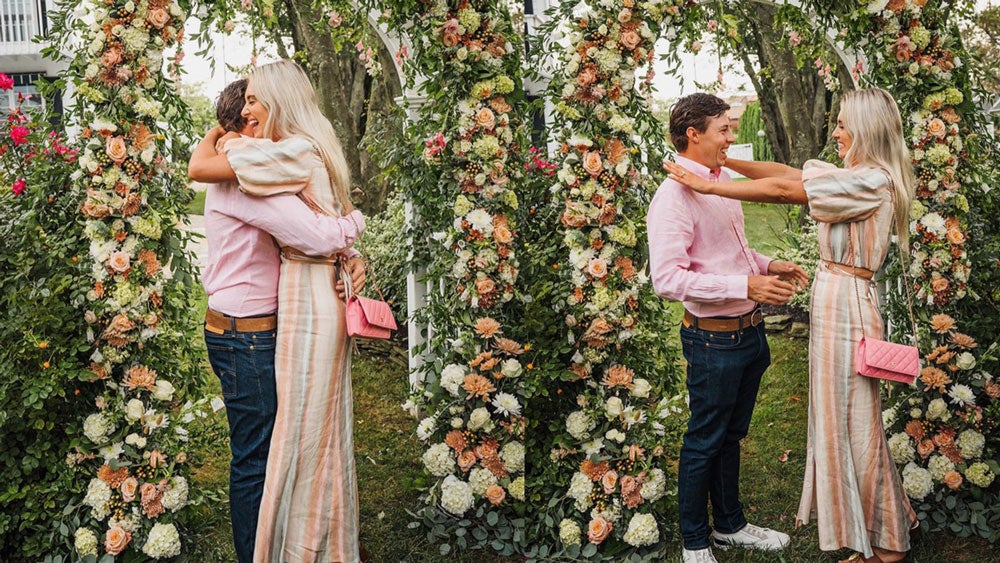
675,154,722,181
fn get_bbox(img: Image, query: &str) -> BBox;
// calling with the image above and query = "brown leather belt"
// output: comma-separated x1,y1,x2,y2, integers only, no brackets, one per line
822,260,874,280
683,308,764,332
205,308,277,334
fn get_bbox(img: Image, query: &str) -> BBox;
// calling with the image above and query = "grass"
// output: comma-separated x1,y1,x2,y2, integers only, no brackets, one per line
187,187,206,215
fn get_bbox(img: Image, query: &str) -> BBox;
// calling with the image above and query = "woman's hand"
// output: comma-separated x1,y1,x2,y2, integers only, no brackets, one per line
768,260,810,290
336,256,366,299
663,160,712,194
215,131,242,153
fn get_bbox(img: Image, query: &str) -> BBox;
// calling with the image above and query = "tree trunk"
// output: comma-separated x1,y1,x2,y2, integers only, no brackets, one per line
733,1,842,168
281,1,403,215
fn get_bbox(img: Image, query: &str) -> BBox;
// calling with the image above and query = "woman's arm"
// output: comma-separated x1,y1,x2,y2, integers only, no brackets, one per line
721,158,802,181
188,126,237,183
663,160,808,205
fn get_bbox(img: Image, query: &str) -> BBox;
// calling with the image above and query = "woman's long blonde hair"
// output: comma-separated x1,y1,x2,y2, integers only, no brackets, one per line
248,60,353,209
840,87,915,252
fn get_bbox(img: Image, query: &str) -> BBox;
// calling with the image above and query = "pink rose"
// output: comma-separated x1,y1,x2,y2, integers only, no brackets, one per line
11,178,26,196
106,135,128,164
104,525,131,555
147,8,170,29
108,251,131,273
485,484,506,505
619,30,642,50
120,476,139,502
587,516,613,544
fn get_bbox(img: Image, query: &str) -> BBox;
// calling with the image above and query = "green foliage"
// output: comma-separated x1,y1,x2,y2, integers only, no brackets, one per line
734,101,774,162
359,188,408,322
0,99,93,556
774,217,819,313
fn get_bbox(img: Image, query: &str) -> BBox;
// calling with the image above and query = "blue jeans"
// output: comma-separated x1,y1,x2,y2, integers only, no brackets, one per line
677,321,770,550
205,325,278,563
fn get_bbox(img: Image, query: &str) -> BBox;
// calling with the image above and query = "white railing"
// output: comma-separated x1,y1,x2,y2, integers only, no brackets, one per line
0,0,46,56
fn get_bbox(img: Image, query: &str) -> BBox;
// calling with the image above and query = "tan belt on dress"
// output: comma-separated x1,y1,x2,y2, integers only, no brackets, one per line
822,260,874,280
280,247,341,265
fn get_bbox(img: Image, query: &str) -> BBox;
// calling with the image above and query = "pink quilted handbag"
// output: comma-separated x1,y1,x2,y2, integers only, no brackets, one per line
855,336,919,385
346,295,397,340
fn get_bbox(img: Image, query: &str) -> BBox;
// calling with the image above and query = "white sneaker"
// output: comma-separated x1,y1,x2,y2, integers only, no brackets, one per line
712,522,790,551
681,547,719,563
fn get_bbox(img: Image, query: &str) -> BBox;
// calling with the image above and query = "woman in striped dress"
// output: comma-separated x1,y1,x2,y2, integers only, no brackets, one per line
191,60,366,562
664,87,917,563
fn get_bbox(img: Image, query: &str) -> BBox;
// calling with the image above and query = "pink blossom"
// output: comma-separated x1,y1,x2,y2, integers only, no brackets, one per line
0,73,12,90
814,57,824,69
11,178,25,195
691,41,702,54
241,0,252,9
10,125,29,145
442,18,460,35
327,11,343,28
789,30,802,47
395,45,409,67
852,60,865,81
706,19,719,32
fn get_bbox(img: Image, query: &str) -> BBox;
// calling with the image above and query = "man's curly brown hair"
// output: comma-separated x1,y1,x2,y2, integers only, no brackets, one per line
216,79,247,133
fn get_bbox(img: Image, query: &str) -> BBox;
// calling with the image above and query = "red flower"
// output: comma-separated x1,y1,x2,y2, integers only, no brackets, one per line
0,73,13,91
12,178,26,196
10,126,29,145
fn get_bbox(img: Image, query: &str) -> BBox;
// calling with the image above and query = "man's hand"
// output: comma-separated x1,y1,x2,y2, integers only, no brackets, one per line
336,257,366,300
767,260,809,290
748,275,796,305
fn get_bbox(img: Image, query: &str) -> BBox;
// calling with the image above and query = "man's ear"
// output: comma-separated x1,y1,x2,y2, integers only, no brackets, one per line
685,126,699,145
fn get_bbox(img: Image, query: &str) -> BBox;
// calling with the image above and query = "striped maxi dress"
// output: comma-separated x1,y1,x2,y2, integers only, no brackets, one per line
224,136,361,563
796,160,916,558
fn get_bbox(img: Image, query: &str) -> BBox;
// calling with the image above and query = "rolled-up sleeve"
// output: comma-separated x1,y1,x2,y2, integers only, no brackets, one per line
803,160,888,223
223,136,320,196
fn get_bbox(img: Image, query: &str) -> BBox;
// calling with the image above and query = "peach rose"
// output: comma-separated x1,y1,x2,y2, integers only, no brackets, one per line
926,118,946,138
946,226,965,245
601,469,618,494
475,108,496,130
101,47,123,68
931,276,950,293
147,8,170,29
577,66,597,87
106,135,128,164
619,30,642,50
442,32,459,48
105,525,131,555
475,439,500,459
107,251,131,273
494,224,513,244
940,108,961,124
943,470,963,490
618,9,632,23
586,258,608,279
587,516,613,544
560,208,588,228
120,476,139,502
485,484,506,505
457,450,478,472
582,151,603,177
475,276,496,296
917,439,936,458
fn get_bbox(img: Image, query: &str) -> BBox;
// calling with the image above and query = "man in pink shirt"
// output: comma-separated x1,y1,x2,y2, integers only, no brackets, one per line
647,93,807,563
195,80,366,563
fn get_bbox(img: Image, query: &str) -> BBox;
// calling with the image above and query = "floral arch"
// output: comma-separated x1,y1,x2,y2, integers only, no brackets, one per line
3,0,994,559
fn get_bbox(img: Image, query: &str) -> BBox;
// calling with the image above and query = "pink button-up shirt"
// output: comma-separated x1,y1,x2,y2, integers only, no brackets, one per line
202,182,364,317
647,155,772,318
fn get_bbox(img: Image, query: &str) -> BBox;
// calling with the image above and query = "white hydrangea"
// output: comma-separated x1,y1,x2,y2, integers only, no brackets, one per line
83,478,112,519
469,467,498,495
421,443,456,477
142,522,181,558
902,462,934,500
161,476,188,512
928,455,955,481
74,528,98,558
559,518,582,546
568,471,594,504
947,384,976,407
640,468,666,502
83,413,115,445
416,417,436,441
440,474,475,515
439,364,466,397
500,441,524,473
888,432,916,464
882,407,897,427
965,462,996,488
566,411,595,440
623,513,659,546
508,476,525,501
956,429,985,459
